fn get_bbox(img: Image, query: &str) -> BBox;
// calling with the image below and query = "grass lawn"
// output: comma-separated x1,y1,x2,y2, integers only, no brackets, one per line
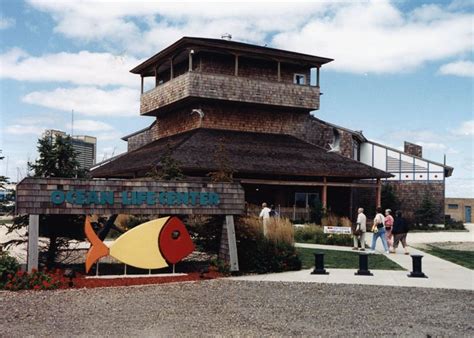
297,247,405,270
418,245,474,270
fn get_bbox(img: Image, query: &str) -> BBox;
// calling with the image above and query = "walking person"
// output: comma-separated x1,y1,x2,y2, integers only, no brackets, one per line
384,209,394,252
259,202,271,236
392,210,410,255
370,207,389,253
352,207,367,251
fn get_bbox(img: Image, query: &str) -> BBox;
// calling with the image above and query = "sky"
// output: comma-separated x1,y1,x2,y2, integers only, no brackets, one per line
0,0,472,197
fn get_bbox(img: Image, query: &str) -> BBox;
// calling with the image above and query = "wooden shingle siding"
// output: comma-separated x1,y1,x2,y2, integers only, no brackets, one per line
140,72,320,115
16,178,245,216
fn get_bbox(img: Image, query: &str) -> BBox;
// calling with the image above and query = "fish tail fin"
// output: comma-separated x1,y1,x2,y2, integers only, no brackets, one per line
84,216,109,273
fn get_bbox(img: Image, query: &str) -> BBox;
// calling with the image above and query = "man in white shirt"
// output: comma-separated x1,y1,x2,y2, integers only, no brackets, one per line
353,207,367,251
259,202,271,236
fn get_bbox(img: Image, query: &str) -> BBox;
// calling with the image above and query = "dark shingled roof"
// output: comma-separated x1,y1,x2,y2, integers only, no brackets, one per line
91,129,391,180
130,37,333,75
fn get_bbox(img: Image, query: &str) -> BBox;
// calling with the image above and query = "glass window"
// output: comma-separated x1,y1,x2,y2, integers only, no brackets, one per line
293,74,306,85
448,204,458,209
295,193,307,208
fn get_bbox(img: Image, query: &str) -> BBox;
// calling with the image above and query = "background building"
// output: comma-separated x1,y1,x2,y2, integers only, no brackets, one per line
43,130,97,170
445,198,473,223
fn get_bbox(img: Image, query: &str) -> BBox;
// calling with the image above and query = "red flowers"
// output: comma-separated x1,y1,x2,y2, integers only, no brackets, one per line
2,268,65,291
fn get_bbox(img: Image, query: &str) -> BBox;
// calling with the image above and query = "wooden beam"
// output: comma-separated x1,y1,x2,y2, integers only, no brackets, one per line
225,215,239,271
239,178,379,188
170,57,174,79
234,54,239,76
188,51,193,71
27,214,39,273
322,177,327,209
277,61,281,82
376,178,382,208
316,66,320,87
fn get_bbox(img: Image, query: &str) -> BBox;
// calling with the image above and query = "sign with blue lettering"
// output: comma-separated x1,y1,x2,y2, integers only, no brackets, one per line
16,178,244,215
49,190,220,206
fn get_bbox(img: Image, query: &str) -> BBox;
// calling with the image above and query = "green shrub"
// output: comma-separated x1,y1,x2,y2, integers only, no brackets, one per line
235,216,301,274
0,252,20,286
294,225,352,247
3,268,65,291
185,215,224,254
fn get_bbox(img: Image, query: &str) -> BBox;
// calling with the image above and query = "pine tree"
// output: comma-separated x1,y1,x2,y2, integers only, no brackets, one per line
208,138,234,183
147,144,184,181
381,184,400,212
4,135,87,268
0,150,8,190
415,193,439,226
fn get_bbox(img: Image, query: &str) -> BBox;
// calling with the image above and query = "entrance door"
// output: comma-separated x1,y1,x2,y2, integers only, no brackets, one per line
465,206,472,223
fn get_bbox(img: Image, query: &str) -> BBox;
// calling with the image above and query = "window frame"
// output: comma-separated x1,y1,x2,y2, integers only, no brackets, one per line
293,73,306,85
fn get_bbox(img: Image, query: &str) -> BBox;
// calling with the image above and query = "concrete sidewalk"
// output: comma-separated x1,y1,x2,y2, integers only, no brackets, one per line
229,242,474,290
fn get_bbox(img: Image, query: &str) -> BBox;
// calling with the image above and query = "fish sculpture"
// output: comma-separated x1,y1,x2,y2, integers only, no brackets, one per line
84,215,194,273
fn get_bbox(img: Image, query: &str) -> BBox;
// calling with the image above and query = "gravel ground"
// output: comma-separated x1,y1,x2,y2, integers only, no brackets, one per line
1,280,473,337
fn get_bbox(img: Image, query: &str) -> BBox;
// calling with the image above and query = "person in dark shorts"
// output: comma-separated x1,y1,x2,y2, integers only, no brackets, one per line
392,210,409,254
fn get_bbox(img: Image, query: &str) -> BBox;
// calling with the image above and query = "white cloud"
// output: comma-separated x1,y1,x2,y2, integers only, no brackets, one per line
272,2,473,74
0,48,140,87
22,86,139,117
67,119,114,132
0,16,15,30
27,0,473,74
452,120,474,136
439,61,474,77
4,124,44,135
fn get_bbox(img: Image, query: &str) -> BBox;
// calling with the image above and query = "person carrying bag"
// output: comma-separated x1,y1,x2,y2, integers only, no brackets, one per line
370,207,389,253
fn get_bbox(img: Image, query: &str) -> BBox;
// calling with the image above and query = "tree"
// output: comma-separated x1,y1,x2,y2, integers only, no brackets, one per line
4,135,87,268
381,184,400,212
0,150,8,190
415,193,439,227
28,135,87,178
147,144,184,181
207,138,234,183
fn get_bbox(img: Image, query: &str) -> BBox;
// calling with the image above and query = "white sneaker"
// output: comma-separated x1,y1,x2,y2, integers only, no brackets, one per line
385,251,390,254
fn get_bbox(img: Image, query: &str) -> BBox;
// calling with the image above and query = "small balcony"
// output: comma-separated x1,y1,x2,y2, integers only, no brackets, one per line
140,71,320,115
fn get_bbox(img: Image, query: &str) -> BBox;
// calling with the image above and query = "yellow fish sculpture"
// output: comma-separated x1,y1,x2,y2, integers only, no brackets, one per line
85,216,195,273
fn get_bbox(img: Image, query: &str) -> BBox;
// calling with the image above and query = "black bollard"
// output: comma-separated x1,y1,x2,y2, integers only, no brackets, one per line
311,252,329,275
355,253,373,276
408,254,427,278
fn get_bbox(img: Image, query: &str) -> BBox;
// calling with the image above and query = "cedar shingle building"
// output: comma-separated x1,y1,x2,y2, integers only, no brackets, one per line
92,37,452,221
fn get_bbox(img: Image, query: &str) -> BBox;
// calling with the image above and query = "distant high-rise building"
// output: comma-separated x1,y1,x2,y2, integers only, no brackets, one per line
43,130,97,170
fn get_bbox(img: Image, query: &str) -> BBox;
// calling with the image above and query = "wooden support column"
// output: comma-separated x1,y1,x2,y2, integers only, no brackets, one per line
234,54,239,76
376,178,382,208
154,65,159,87
316,66,320,87
140,75,144,94
188,50,193,71
226,215,239,271
322,177,327,209
277,61,281,82
170,57,174,79
27,214,39,273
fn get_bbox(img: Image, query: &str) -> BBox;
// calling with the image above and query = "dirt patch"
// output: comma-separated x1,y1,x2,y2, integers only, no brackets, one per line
418,242,474,251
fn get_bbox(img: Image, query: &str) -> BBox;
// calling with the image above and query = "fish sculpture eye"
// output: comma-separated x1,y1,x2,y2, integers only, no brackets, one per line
171,230,181,239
